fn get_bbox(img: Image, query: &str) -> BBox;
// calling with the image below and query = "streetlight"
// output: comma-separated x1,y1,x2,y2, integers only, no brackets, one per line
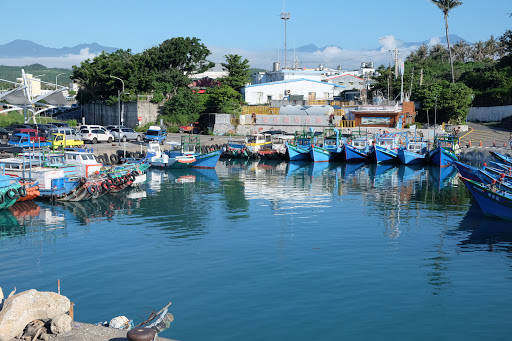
55,73,65,89
110,75,125,145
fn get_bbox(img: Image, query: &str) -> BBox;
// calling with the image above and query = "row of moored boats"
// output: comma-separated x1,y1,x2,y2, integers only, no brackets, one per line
0,136,224,210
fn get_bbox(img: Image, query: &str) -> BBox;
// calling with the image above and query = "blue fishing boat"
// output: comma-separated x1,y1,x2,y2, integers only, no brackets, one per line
489,151,512,166
397,137,429,165
460,177,512,221
372,133,406,164
310,128,346,162
428,134,459,167
167,136,222,169
344,137,372,162
451,161,512,193
286,128,316,161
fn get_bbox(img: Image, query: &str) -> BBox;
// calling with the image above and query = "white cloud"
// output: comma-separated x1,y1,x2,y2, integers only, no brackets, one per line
208,35,429,71
0,48,98,69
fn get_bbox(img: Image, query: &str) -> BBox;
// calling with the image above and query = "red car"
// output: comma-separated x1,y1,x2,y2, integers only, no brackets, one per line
11,128,46,142
179,122,201,134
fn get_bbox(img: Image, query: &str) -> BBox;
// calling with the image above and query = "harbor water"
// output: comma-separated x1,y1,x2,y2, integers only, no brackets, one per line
1,160,511,340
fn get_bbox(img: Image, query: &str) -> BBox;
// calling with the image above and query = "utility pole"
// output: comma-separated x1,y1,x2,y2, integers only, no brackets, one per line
281,12,290,70
390,48,401,80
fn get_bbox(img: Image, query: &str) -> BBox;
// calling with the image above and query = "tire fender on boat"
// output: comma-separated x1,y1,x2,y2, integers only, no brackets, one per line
102,182,109,191
18,186,27,197
6,188,18,200
477,152,485,162
110,154,119,164
0,193,4,204
87,185,96,195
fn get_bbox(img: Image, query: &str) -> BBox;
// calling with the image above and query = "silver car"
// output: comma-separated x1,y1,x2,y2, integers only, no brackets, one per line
110,127,144,142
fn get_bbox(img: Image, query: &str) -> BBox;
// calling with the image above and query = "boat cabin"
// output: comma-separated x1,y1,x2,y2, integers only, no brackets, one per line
245,133,272,152
63,149,102,176
2,158,66,190
351,138,371,150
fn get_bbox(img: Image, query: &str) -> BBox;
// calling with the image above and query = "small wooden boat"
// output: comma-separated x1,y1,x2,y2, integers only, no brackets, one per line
460,176,512,220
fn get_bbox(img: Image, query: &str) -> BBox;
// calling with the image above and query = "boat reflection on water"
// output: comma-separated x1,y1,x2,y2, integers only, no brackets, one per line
429,165,458,189
0,209,22,238
457,205,512,252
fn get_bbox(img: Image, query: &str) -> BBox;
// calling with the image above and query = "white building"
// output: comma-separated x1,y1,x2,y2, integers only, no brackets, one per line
325,74,366,90
242,78,344,105
190,63,228,80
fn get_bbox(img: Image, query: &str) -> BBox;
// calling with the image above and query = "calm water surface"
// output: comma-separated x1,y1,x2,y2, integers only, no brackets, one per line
1,160,512,341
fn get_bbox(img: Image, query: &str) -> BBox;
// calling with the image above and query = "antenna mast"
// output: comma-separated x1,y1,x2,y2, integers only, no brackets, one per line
281,11,290,70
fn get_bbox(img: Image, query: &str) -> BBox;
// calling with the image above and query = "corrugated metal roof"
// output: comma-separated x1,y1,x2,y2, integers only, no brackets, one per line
244,78,345,89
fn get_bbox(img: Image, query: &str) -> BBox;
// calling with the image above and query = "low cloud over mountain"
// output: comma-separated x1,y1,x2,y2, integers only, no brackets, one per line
0,35,467,71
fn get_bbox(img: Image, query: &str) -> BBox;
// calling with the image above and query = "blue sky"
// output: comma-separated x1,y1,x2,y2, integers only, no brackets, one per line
1,0,511,69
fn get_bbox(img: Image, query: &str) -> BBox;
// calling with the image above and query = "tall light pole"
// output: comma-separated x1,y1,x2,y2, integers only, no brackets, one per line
55,73,65,89
281,12,290,70
110,75,125,127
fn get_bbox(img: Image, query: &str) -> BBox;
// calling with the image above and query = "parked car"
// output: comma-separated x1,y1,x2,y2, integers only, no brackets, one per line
5,124,33,133
50,133,84,149
80,125,107,133
110,127,144,142
11,128,46,142
49,122,70,128
48,127,79,140
78,129,114,144
179,122,201,134
0,127,9,140
144,126,167,144
106,125,125,131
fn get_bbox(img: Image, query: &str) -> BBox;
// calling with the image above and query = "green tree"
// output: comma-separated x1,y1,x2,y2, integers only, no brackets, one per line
431,0,463,83
221,54,251,92
161,88,204,125
414,80,473,123
204,85,242,115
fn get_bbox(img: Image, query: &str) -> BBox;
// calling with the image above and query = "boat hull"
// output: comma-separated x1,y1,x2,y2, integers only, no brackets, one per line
461,177,512,220
397,148,427,165
429,147,458,167
310,146,344,162
344,144,368,162
191,149,223,169
374,145,399,164
286,142,311,161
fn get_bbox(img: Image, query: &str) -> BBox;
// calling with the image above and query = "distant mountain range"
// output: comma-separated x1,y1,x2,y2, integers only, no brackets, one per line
289,34,468,53
0,39,118,58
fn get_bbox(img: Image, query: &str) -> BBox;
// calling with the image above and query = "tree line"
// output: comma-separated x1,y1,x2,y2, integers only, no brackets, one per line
72,37,250,127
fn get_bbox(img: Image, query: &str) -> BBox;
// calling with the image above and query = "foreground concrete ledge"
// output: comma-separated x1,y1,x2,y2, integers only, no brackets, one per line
7,322,177,341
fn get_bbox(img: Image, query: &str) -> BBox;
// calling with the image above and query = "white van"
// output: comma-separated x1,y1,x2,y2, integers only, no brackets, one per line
79,125,107,133
48,127,79,140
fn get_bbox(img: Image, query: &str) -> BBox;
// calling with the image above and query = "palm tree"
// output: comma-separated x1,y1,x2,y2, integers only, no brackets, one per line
430,44,449,62
484,35,498,60
452,40,469,62
431,0,463,83
471,40,485,62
